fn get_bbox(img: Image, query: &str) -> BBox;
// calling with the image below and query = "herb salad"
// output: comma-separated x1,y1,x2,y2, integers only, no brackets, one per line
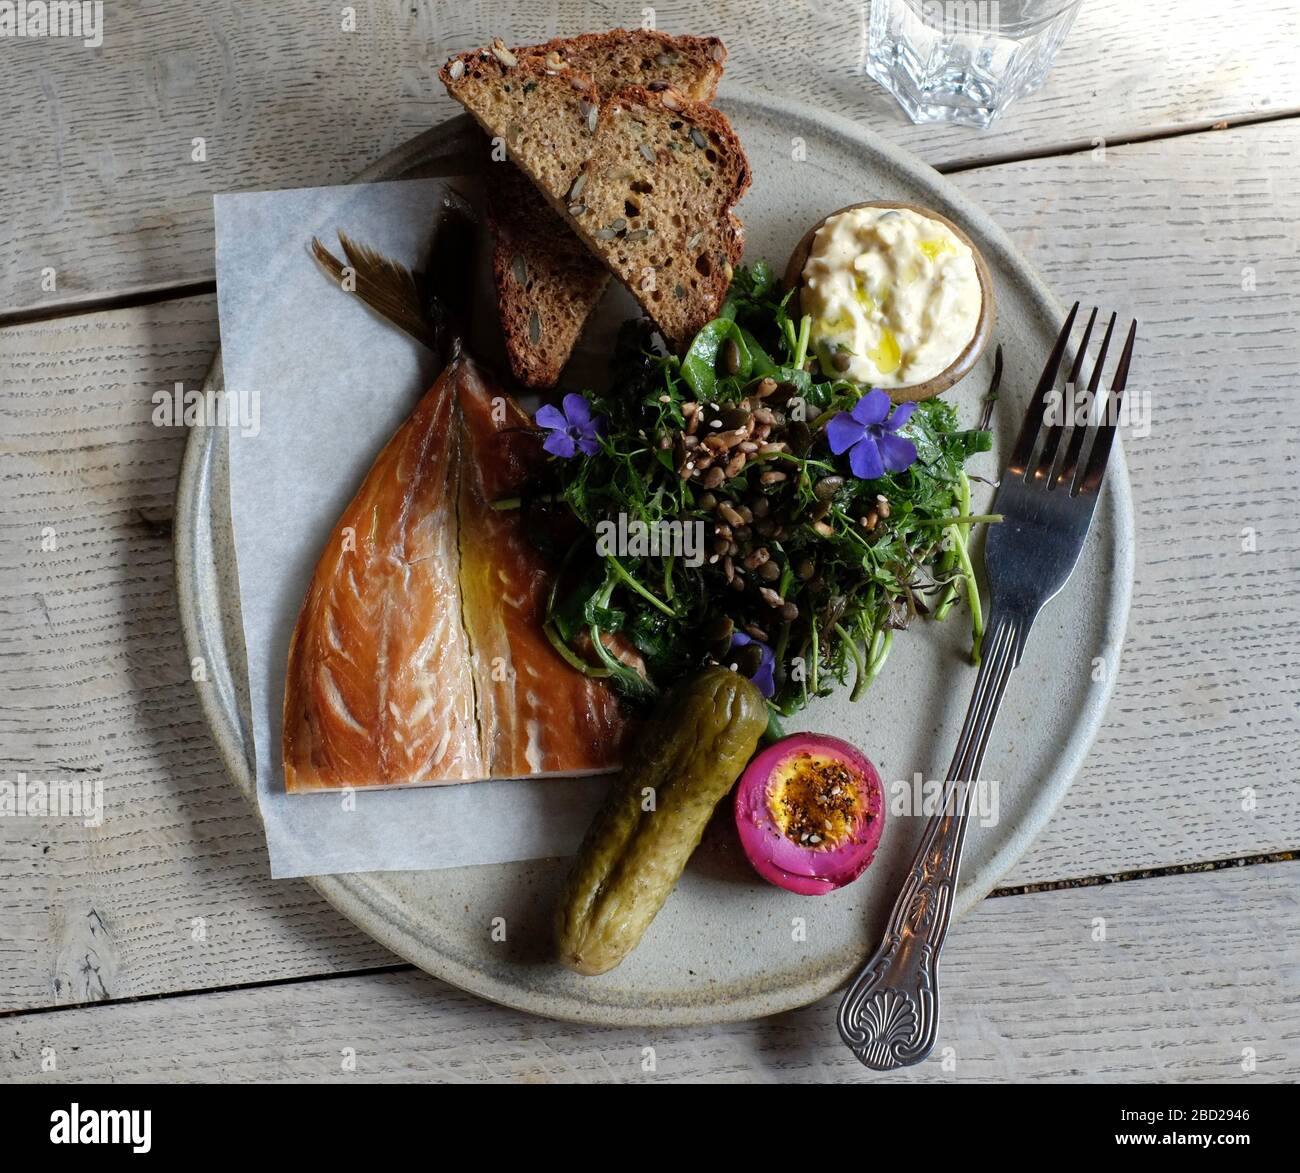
509,262,996,725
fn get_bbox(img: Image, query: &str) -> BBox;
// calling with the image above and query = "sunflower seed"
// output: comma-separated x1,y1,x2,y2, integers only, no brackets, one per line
661,90,681,111
690,127,708,149
625,228,651,243
568,203,587,216
586,103,599,133
687,231,704,251
639,143,657,163
647,81,669,91
595,228,618,240
567,173,587,201
569,74,588,92
656,52,680,66
490,39,517,68
528,311,542,345
510,254,527,285
447,58,465,81
610,218,627,233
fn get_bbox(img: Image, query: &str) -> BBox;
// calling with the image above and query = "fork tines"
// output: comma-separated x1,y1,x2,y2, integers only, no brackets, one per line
1008,301,1138,497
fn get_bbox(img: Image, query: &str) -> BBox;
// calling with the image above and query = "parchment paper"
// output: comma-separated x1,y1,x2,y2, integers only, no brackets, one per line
214,178,609,879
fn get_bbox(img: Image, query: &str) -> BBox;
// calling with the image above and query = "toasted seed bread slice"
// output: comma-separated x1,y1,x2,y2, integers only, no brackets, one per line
485,164,610,387
524,28,726,101
447,32,727,384
442,51,750,349
567,85,750,348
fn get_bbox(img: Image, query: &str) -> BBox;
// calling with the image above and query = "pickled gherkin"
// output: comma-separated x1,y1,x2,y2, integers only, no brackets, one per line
556,668,768,975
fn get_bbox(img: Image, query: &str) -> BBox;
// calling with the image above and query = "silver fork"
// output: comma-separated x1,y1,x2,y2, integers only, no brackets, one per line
837,303,1138,1071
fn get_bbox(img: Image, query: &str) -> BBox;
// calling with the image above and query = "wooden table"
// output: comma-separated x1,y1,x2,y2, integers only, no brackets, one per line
2,1,1297,1082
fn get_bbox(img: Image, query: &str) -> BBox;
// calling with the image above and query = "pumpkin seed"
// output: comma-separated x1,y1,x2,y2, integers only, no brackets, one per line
673,283,686,300
639,143,656,163
690,127,708,149
528,311,542,345
813,475,844,501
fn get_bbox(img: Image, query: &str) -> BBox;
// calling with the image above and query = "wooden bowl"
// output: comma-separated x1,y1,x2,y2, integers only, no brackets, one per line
783,200,996,402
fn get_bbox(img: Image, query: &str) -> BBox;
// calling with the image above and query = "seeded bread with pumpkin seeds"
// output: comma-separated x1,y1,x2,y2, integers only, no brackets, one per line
441,48,602,210
485,164,611,388
523,29,726,102
445,32,728,383
473,31,724,386
562,84,750,348
441,49,750,349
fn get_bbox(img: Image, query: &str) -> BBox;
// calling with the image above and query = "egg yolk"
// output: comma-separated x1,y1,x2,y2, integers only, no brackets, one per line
766,753,864,850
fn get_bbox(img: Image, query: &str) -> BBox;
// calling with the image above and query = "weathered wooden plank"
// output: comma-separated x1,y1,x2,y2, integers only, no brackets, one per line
2,863,1295,1082
2,120,1297,1010
1,0,1297,315
958,119,1300,884
0,299,396,1013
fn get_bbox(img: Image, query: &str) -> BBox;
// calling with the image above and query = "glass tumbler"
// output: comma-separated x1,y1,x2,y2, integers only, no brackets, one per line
866,0,1085,129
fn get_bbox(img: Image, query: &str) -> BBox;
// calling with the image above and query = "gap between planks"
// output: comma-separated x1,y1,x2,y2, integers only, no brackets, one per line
2,854,1294,1022
4,107,1298,329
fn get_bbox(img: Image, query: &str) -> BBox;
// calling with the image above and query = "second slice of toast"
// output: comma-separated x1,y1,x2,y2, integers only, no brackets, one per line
443,45,750,352
487,30,729,385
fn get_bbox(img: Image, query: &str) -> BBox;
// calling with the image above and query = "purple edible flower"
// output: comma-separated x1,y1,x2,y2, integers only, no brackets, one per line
535,393,605,459
826,389,918,480
727,632,776,699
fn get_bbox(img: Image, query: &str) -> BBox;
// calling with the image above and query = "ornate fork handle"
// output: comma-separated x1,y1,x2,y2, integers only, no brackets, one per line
838,611,1027,1070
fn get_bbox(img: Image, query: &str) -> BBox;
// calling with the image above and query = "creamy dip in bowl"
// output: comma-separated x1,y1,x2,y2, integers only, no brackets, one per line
785,202,995,402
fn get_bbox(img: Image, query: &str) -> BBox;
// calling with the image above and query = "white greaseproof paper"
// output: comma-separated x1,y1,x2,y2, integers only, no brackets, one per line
214,178,609,879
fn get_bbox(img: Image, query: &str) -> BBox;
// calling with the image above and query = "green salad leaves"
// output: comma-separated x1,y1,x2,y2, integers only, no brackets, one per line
524,263,995,721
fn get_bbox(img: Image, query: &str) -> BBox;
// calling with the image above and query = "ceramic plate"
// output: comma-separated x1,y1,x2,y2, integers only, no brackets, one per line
176,87,1133,1026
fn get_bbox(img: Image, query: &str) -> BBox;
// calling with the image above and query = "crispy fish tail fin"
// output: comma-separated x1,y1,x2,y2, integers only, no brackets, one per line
309,191,477,363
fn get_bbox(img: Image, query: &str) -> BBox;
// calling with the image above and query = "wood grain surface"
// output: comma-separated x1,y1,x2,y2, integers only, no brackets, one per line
3,863,1295,1082
1,0,1298,1082
1,0,1297,317
1,119,1297,1018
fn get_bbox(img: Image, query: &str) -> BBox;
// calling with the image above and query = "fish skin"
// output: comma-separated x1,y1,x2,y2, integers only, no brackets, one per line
283,354,630,791
456,359,630,777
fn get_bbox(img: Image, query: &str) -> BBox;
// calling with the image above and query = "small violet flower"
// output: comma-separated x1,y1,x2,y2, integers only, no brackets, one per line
727,632,776,700
535,393,605,459
826,389,918,481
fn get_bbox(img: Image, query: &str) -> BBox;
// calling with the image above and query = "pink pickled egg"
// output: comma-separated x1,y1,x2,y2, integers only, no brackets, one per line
734,733,885,895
